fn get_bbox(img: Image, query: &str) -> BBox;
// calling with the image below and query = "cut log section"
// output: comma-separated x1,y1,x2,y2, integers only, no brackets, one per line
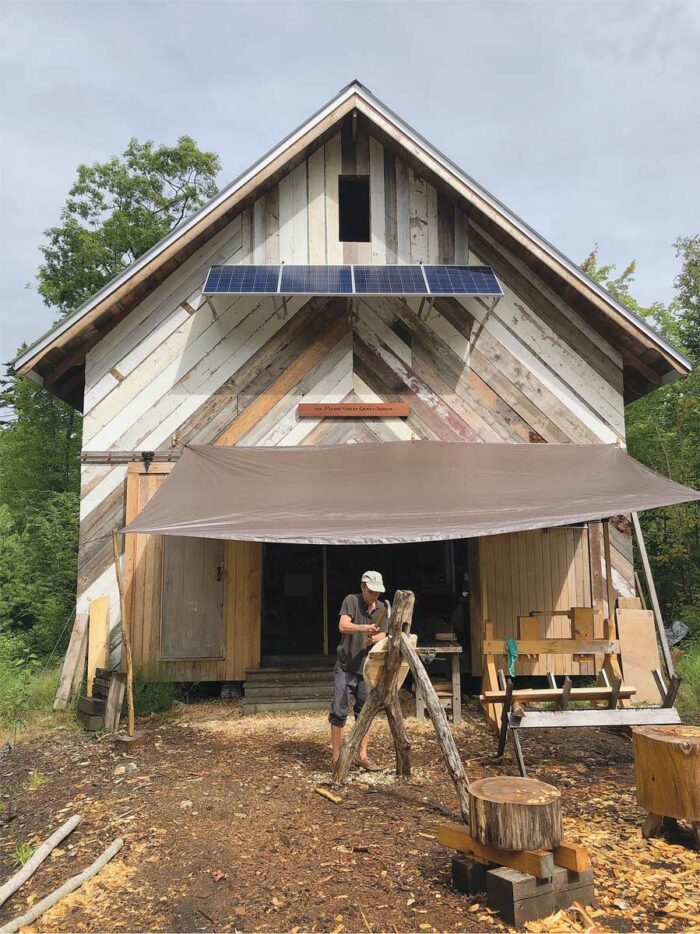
468,776,562,851
632,725,700,843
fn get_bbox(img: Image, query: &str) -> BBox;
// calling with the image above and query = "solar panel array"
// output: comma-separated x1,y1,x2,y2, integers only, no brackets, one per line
203,264,502,297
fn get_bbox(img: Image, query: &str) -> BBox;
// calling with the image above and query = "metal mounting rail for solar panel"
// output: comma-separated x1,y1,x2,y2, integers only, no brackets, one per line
202,264,503,297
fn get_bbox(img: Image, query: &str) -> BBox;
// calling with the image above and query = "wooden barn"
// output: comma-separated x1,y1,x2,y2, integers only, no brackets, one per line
15,81,695,715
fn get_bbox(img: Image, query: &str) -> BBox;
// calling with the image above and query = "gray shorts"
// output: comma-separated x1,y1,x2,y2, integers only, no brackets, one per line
328,661,370,727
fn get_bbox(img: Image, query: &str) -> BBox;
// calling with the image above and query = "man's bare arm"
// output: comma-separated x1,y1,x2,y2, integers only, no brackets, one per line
339,614,379,635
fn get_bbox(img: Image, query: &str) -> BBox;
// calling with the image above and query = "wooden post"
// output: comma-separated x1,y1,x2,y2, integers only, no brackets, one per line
322,545,329,656
602,519,616,627
112,530,135,736
332,589,415,784
631,511,674,677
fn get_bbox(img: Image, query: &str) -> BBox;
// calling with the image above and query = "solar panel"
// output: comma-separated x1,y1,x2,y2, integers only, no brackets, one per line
280,265,352,294
203,264,502,297
424,265,503,295
354,265,427,294
204,265,280,294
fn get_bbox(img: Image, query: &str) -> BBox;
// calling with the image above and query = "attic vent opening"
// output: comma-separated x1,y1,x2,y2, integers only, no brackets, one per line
339,175,370,242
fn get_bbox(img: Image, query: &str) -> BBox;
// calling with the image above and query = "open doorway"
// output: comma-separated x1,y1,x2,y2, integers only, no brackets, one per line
261,540,470,662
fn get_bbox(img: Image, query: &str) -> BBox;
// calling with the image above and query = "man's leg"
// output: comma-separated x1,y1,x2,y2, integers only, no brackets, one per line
354,675,381,770
329,662,350,765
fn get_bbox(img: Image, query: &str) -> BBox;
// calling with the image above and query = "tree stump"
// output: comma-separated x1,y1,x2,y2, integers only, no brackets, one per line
468,776,563,851
632,725,700,845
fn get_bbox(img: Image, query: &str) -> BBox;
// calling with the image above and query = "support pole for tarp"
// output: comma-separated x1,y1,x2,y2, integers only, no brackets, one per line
112,530,135,735
631,512,674,678
602,520,616,628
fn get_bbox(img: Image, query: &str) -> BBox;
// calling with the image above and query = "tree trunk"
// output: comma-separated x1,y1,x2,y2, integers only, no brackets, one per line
468,776,562,851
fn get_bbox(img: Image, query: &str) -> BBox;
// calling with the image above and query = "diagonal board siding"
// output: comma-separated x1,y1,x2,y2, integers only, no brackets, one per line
77,119,628,675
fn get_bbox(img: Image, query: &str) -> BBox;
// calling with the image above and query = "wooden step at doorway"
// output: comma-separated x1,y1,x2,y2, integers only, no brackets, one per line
242,664,335,714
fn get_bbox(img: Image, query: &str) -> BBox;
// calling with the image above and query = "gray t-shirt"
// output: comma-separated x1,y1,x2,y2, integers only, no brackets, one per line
336,593,390,674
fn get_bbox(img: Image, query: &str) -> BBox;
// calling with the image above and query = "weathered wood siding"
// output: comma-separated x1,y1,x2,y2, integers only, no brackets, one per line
76,121,630,678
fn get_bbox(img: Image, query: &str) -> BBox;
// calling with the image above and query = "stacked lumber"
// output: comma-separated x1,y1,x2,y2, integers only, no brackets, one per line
76,668,125,732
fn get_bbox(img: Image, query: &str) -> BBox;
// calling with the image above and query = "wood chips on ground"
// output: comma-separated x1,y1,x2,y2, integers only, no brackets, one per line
0,698,698,933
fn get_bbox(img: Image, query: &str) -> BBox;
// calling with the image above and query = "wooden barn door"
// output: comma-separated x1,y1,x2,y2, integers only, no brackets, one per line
124,461,262,681
161,537,225,659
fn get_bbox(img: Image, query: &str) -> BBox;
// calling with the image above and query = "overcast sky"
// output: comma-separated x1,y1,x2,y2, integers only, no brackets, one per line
1,0,698,366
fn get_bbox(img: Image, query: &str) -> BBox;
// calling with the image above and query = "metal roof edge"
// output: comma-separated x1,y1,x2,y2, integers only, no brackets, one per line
14,79,692,375
13,82,360,371
350,84,691,374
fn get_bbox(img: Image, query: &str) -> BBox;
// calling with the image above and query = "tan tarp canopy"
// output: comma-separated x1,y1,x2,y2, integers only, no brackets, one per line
123,442,700,545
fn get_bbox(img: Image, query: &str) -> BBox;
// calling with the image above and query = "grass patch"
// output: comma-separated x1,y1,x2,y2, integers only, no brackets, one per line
132,679,176,716
22,769,48,791
677,642,700,721
12,842,35,868
0,661,79,739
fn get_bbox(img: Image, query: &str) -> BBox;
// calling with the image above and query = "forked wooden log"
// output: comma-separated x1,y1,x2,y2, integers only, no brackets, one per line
0,838,123,934
400,631,471,824
0,815,81,909
332,589,415,784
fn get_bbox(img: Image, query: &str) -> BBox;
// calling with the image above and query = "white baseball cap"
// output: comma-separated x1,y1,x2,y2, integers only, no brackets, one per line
361,571,385,593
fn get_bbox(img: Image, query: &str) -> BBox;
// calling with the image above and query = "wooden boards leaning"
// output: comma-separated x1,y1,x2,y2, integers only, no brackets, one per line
616,608,664,703
86,597,109,698
53,613,88,710
468,776,562,851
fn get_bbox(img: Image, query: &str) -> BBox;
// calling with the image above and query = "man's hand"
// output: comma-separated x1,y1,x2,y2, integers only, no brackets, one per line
366,631,386,646
363,623,380,634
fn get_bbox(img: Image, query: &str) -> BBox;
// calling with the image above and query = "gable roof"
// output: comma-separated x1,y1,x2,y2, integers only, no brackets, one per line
14,79,691,408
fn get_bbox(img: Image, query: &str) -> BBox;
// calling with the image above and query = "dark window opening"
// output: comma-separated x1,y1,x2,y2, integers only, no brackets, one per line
339,175,370,242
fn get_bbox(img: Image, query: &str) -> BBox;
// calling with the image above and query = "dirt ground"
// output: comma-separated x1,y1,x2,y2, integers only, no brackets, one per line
1,698,699,934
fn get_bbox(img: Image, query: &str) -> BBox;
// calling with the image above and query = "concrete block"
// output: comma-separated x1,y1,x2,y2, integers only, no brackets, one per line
486,865,596,926
451,856,487,895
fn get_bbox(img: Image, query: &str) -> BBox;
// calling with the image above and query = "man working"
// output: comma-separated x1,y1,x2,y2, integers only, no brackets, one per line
329,570,390,771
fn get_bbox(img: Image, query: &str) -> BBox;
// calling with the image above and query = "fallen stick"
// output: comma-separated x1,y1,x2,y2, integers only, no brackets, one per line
0,815,82,909
314,786,342,805
0,837,123,934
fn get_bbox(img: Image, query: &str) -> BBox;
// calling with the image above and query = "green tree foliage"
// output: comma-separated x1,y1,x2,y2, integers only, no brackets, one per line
37,137,220,315
0,137,220,672
582,240,700,634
